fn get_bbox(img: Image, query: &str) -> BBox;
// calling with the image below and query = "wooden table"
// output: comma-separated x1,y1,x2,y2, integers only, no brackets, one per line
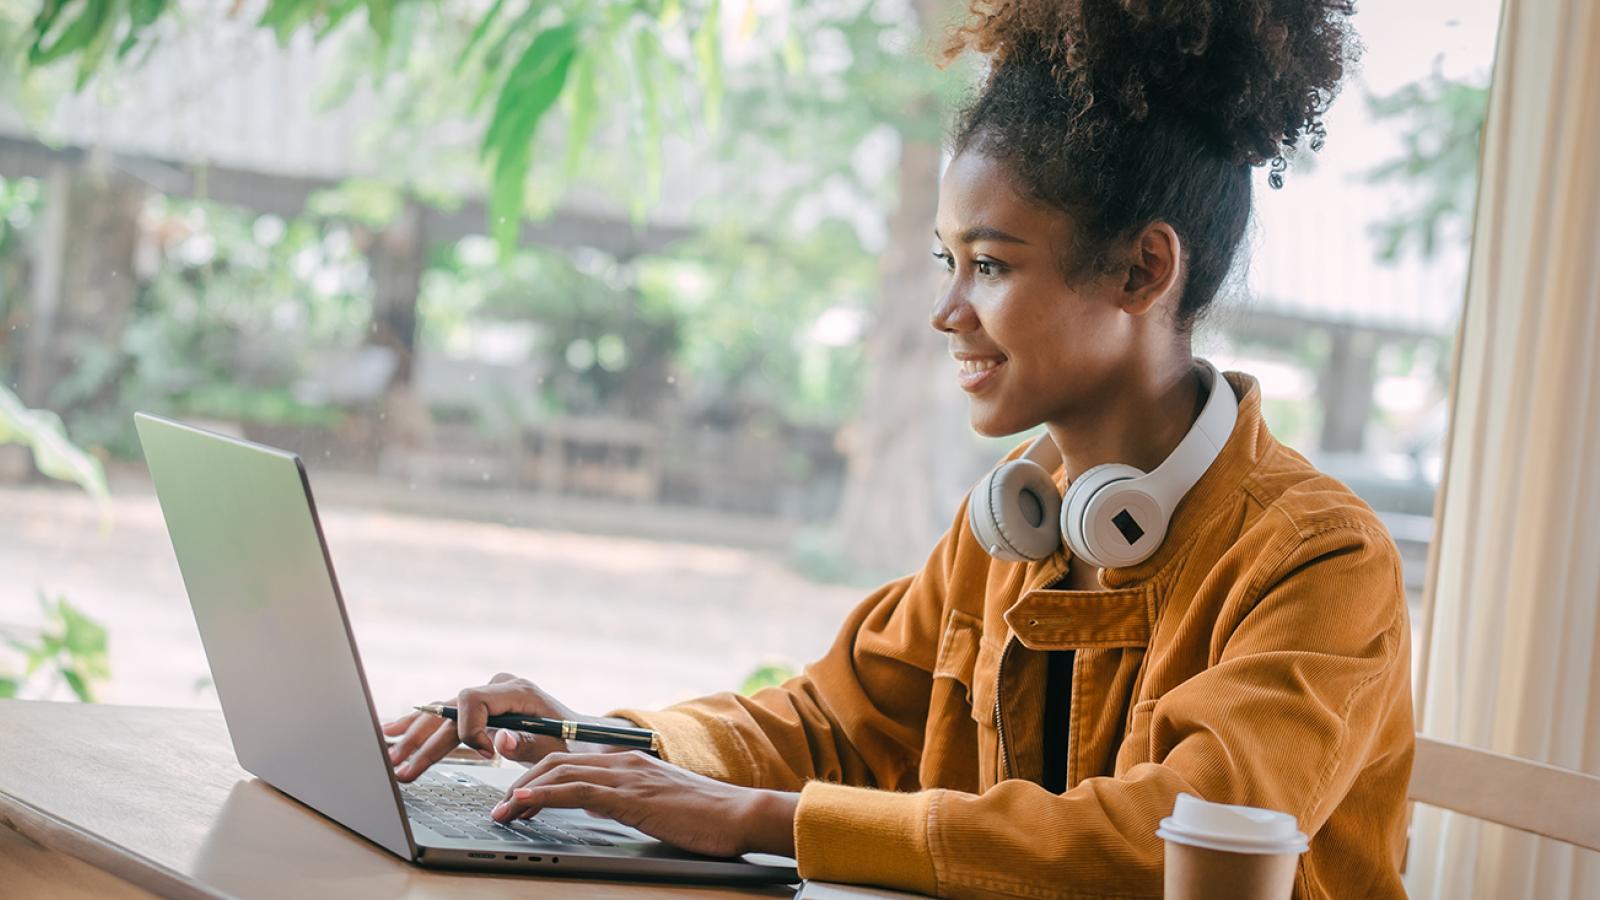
0,700,794,899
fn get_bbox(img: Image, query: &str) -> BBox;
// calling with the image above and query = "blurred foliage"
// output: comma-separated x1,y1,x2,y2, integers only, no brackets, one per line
0,174,41,345
52,197,361,456
1365,69,1489,262
635,221,870,426
0,591,110,701
22,0,731,253
422,237,681,418
420,218,870,427
738,661,794,696
0,381,110,508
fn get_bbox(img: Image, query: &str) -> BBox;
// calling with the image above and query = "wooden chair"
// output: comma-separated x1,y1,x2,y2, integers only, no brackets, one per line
1408,736,1600,851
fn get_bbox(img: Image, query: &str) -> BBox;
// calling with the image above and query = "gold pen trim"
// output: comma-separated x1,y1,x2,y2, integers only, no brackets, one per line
561,719,578,741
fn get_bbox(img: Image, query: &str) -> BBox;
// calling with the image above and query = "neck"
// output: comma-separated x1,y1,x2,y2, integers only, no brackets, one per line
1045,353,1205,483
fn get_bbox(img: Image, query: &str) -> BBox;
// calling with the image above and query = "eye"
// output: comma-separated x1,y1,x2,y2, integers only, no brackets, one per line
931,249,954,272
975,258,1006,277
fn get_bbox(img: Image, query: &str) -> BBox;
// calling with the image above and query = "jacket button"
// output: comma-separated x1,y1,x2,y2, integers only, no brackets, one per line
1028,618,1039,627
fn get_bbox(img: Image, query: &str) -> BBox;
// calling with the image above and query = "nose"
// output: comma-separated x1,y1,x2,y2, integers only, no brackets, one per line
930,280,977,334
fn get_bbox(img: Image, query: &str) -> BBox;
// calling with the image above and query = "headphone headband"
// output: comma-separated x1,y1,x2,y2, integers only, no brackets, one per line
1135,361,1237,518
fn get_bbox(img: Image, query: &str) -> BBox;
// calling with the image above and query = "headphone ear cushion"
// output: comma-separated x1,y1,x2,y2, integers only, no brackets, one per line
968,459,1063,562
1060,463,1144,567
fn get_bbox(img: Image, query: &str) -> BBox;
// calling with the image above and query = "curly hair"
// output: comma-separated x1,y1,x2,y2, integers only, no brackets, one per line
945,0,1359,326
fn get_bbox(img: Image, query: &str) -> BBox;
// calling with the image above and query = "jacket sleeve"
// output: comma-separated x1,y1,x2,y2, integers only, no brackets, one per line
608,511,960,795
788,518,1411,898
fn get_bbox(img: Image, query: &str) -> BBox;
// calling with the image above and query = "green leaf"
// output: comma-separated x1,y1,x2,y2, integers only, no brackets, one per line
71,1,118,89
459,0,508,67
0,676,17,699
367,0,393,43
693,0,722,131
0,384,110,510
30,0,71,41
481,22,578,157
62,668,94,703
561,51,598,180
129,0,165,27
59,601,109,659
481,22,579,253
480,4,544,73
739,662,794,696
259,0,313,43
314,0,364,39
632,28,663,201
29,1,109,66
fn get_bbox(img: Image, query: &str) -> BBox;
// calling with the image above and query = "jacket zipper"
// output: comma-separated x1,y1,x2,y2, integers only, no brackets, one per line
993,635,1015,780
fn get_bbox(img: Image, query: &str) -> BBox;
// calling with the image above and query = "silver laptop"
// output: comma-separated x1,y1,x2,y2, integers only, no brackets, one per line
135,412,798,884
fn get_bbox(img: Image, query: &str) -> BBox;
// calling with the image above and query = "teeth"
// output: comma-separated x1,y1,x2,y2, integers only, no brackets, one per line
959,359,1001,375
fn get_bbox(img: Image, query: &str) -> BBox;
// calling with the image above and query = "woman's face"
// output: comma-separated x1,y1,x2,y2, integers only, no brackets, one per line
931,149,1139,437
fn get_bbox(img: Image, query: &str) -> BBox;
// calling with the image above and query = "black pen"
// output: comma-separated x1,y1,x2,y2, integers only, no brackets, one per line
414,704,662,755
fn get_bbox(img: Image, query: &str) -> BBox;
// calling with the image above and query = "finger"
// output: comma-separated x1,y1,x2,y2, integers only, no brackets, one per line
389,707,448,766
398,717,468,781
494,780,617,822
500,757,625,808
501,752,600,797
381,711,419,737
496,727,564,765
456,681,531,754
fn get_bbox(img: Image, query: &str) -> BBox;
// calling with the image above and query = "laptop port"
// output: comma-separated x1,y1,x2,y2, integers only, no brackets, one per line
467,852,494,859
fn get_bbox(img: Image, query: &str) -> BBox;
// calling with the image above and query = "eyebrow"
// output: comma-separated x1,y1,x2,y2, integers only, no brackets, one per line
933,225,1030,246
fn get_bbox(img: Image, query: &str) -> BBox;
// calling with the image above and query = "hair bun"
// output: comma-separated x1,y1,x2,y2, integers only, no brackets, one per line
947,0,1358,180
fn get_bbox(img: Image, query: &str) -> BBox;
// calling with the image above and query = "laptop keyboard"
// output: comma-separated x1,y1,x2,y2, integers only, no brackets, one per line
401,771,615,846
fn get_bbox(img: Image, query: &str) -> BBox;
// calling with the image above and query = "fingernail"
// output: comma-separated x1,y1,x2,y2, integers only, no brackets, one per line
478,748,494,760
513,788,532,799
492,802,508,818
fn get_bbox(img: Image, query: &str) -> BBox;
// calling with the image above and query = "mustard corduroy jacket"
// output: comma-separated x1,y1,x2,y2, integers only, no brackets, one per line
615,373,1414,899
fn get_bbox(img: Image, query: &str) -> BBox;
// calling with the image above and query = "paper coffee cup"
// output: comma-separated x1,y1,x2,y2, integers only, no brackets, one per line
1157,793,1308,900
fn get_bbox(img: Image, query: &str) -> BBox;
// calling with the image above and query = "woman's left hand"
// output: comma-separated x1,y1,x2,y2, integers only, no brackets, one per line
490,750,799,859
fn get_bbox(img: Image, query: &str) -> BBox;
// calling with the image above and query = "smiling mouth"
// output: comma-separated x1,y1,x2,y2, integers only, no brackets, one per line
955,357,1006,392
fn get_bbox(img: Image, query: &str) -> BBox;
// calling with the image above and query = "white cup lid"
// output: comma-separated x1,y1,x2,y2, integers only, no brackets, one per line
1157,793,1309,856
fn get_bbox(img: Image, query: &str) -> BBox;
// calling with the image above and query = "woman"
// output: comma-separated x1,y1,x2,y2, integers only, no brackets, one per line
386,1,1413,896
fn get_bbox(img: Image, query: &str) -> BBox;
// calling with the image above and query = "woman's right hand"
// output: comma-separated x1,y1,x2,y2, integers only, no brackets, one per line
381,672,628,783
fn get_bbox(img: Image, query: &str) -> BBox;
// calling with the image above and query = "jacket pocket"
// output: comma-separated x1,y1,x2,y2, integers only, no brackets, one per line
933,608,983,705
1115,697,1160,772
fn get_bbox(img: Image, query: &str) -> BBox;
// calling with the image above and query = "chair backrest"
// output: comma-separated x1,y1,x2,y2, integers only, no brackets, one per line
1408,736,1600,851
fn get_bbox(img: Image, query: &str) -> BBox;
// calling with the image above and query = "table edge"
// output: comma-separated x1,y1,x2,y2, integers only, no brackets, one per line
0,786,227,900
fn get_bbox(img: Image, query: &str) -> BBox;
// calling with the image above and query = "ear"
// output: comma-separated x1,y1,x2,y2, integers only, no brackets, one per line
1119,222,1183,316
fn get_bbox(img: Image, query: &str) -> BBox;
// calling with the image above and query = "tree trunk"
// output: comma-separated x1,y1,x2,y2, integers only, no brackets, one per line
20,156,143,414
1317,327,1378,453
365,199,431,452
829,0,981,578
831,134,956,577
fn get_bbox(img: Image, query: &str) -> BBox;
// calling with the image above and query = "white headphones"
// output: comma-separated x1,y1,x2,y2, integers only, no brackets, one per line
967,360,1238,568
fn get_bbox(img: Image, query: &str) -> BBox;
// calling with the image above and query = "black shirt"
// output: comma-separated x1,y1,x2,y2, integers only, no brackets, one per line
1041,649,1075,794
